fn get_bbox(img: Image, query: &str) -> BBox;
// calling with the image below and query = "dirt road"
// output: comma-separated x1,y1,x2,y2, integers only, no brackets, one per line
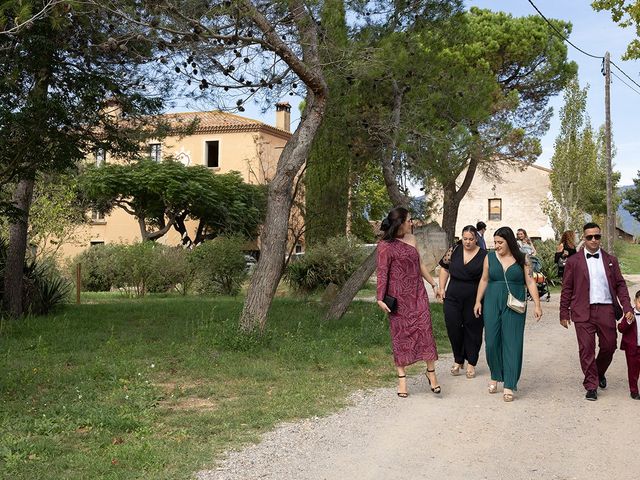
199,279,640,480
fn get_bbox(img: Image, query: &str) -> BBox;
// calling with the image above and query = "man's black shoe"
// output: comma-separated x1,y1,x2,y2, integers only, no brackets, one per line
585,389,598,401
631,392,640,400
599,376,607,389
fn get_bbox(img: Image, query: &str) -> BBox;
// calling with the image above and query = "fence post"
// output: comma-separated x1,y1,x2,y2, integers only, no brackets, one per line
76,263,81,305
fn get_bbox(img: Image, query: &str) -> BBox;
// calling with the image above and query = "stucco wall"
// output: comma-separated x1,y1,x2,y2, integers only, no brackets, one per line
435,163,555,248
59,123,289,260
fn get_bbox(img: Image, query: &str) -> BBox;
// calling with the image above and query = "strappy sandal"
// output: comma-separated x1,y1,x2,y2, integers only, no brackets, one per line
466,369,476,379
426,369,441,394
488,382,498,394
397,374,408,398
450,364,461,376
503,392,514,402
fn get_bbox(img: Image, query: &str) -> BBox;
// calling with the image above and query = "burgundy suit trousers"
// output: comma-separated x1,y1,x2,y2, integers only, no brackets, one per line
574,304,617,391
625,347,640,395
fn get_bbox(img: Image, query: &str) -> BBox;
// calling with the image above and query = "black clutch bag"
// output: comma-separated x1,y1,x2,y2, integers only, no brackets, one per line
383,294,397,314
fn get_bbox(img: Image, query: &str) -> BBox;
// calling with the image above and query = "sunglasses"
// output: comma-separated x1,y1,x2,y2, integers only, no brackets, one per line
584,234,602,241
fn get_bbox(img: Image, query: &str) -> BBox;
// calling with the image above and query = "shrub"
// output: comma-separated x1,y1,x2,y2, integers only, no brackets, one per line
68,244,121,292
533,239,560,286
1,238,70,315
190,235,248,296
285,236,367,294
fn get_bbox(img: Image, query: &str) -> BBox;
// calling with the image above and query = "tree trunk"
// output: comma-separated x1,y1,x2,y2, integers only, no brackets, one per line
240,94,327,332
325,248,377,321
441,182,461,243
3,177,35,317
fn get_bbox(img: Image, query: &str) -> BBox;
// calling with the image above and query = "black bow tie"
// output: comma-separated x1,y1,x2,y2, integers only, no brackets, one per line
586,253,600,259
636,312,640,316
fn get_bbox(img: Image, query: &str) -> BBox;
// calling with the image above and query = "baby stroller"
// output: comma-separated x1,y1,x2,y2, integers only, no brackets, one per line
528,255,551,302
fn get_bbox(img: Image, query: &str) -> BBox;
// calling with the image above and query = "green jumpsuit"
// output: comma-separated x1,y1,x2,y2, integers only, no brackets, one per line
484,251,527,391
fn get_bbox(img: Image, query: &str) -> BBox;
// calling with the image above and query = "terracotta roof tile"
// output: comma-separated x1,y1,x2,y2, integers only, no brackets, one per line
161,110,291,139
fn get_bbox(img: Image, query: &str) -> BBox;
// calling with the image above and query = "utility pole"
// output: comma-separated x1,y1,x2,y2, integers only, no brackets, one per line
604,51,614,253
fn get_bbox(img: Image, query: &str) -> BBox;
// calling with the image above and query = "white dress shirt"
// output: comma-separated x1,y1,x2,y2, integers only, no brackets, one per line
584,248,613,305
635,309,640,346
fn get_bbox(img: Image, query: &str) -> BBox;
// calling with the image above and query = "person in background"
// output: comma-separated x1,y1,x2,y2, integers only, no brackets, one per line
560,222,633,401
376,207,440,398
476,221,487,250
554,230,577,279
618,290,640,400
474,226,543,402
437,225,487,379
516,228,537,257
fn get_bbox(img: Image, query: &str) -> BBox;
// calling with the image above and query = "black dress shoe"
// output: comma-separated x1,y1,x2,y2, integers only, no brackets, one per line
599,376,607,389
631,392,640,400
585,389,598,401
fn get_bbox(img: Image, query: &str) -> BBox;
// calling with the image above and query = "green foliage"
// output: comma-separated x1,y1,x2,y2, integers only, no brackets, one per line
77,160,266,244
616,240,640,274
285,236,368,294
623,170,640,222
69,243,194,296
68,244,121,292
189,235,248,296
592,1,640,60
533,239,561,286
0,238,70,315
546,79,621,237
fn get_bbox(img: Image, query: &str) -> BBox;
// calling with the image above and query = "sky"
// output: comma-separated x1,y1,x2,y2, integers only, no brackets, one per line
177,0,640,187
466,0,640,186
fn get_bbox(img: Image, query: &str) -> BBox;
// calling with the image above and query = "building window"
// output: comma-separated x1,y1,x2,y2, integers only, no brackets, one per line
90,240,105,247
91,210,105,222
149,143,162,162
206,140,220,168
94,148,106,167
295,244,303,253
488,198,502,221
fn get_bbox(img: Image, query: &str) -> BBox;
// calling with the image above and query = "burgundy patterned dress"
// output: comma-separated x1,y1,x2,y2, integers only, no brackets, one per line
377,239,439,366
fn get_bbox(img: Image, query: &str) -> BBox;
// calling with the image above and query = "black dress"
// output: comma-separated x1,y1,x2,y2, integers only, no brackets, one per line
554,242,577,278
440,245,487,366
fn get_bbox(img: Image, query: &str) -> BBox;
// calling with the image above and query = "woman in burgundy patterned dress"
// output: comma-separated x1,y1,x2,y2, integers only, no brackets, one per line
376,207,440,398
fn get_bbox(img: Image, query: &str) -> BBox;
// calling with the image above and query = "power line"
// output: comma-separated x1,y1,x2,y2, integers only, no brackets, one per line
526,0,640,98
611,70,640,97
610,61,640,92
526,0,602,59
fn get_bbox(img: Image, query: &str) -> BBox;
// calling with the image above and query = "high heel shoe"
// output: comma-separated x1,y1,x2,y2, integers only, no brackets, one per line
397,374,408,398
488,382,498,394
426,369,441,394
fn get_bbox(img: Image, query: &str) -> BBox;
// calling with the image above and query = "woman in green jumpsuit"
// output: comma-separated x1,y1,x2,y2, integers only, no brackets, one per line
474,227,543,402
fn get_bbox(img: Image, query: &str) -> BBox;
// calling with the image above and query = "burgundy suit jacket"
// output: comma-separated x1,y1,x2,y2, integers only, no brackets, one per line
559,248,632,323
618,316,639,353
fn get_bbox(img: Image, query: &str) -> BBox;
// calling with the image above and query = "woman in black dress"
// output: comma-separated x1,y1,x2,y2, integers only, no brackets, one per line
554,230,577,279
437,225,487,378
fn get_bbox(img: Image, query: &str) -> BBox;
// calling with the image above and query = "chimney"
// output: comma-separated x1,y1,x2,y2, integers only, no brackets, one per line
275,102,291,132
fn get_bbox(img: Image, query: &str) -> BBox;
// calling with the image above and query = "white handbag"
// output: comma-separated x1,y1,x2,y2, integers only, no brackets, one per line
503,264,526,314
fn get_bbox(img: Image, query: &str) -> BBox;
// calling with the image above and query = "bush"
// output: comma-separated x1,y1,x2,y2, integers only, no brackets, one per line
190,235,248,296
533,239,560,286
68,244,121,292
1,238,70,315
285,236,367,294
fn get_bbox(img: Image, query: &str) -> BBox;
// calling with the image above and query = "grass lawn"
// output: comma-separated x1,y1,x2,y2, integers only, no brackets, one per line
616,241,640,275
0,294,447,479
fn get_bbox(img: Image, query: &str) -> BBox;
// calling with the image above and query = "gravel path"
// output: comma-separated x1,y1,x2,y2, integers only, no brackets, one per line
197,278,640,480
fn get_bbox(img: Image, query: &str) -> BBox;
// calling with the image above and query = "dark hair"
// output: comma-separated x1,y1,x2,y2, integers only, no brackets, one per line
461,225,478,237
635,290,640,301
583,222,600,232
517,228,532,245
476,221,486,231
381,207,409,241
493,226,526,268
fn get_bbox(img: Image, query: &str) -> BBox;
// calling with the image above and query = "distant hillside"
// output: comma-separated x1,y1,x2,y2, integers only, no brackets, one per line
619,186,640,236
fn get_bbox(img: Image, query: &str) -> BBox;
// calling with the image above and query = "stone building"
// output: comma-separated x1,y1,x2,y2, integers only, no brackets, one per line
434,163,555,248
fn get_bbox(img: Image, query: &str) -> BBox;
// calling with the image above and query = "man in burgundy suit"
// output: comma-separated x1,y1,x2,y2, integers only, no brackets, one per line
560,222,633,401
